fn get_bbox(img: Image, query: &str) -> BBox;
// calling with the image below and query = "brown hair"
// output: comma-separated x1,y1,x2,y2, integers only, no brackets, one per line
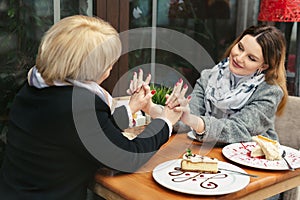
223,25,288,116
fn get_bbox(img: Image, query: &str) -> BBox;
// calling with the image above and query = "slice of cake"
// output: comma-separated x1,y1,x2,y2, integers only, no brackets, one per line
180,149,218,173
250,144,265,158
251,135,281,161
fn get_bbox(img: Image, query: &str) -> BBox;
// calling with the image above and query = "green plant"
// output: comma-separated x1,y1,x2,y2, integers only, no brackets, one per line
150,84,172,106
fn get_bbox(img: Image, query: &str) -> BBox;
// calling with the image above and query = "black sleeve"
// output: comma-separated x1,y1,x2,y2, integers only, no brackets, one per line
71,90,170,172
112,106,129,130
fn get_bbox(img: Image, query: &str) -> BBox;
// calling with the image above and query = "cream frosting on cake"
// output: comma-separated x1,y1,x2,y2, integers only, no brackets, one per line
251,135,281,161
180,152,218,173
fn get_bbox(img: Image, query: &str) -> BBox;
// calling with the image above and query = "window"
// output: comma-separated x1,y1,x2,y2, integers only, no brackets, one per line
0,0,92,145
128,0,237,88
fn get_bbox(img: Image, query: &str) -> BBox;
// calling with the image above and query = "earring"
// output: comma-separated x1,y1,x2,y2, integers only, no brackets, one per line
256,68,263,75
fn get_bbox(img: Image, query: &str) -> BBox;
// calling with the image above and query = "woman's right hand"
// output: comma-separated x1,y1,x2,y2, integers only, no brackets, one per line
174,95,205,134
161,106,182,125
174,95,192,125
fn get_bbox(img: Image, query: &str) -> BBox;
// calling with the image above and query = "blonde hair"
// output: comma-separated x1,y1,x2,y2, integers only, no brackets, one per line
36,15,121,82
223,25,288,116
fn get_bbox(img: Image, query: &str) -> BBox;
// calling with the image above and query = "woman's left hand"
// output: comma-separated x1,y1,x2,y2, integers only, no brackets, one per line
165,78,188,109
129,83,154,114
164,78,192,124
126,69,151,95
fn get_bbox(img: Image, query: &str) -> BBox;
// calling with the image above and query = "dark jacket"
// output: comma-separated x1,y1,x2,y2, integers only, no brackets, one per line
0,83,170,200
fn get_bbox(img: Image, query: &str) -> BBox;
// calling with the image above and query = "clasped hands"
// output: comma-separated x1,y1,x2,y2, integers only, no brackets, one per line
127,69,191,125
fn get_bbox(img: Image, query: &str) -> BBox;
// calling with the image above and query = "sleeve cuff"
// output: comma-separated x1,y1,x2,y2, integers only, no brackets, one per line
156,117,173,137
124,104,134,128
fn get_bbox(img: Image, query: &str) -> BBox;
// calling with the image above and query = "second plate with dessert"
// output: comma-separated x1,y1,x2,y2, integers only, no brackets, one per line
152,159,250,195
222,142,300,170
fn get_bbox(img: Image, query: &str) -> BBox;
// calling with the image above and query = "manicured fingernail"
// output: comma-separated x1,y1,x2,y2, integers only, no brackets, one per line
179,78,183,83
184,84,188,89
187,95,192,100
151,90,156,95
175,82,179,86
134,72,137,75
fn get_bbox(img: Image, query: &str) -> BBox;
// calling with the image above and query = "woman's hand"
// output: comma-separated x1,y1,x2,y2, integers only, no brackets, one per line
173,95,192,125
174,95,205,134
126,69,151,95
127,69,155,114
165,78,188,109
129,83,155,114
161,106,182,125
158,79,189,125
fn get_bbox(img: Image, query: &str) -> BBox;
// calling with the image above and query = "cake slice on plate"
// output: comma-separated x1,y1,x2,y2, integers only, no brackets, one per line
180,149,218,173
251,135,281,161
250,144,265,158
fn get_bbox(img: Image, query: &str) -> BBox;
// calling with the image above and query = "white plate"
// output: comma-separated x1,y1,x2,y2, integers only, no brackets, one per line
152,159,250,195
187,130,196,140
222,142,300,170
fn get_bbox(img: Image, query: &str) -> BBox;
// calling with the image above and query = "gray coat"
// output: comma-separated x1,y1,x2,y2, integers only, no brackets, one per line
189,69,283,144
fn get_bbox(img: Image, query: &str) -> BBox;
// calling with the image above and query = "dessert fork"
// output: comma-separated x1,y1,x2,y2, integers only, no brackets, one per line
282,150,295,171
219,168,259,178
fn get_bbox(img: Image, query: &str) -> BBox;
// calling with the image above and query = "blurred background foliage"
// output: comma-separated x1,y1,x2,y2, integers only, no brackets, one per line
0,0,88,165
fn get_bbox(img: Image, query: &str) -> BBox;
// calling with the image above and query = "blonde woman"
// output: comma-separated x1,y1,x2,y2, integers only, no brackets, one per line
0,15,183,200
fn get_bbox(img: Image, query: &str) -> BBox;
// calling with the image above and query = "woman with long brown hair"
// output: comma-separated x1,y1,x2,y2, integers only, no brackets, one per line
175,25,288,144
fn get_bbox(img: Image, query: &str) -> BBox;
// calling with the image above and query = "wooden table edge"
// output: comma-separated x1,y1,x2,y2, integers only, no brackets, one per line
94,182,125,200
236,175,300,200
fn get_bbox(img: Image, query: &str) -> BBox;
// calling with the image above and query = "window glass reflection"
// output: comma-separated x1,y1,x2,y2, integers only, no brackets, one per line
129,0,237,86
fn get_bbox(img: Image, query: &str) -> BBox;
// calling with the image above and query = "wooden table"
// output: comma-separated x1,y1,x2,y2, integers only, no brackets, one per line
93,133,300,200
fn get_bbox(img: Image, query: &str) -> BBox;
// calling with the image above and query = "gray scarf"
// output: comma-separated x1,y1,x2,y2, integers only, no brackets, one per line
205,58,265,118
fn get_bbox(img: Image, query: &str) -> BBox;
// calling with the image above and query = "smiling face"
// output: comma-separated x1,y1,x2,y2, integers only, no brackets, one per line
229,34,268,76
